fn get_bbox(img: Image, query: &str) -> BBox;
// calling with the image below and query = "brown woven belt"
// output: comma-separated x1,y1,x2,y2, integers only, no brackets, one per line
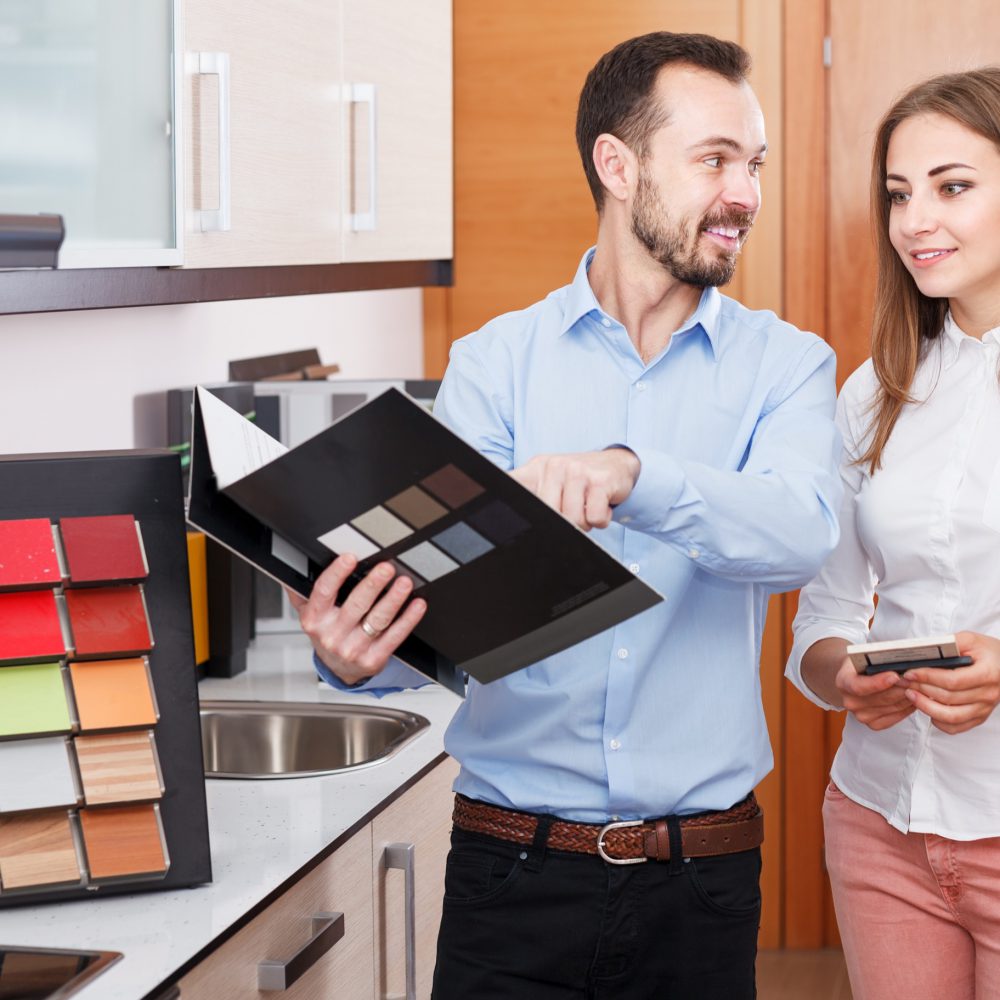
453,792,763,865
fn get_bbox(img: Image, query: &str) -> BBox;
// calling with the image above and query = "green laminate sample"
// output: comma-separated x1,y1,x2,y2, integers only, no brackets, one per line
0,662,72,737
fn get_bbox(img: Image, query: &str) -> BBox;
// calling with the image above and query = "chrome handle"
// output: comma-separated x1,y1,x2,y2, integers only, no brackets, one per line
197,51,231,232
258,911,344,992
349,82,377,231
384,843,416,1000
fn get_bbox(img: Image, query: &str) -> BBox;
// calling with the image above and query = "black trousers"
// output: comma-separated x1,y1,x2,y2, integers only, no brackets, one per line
431,827,761,1000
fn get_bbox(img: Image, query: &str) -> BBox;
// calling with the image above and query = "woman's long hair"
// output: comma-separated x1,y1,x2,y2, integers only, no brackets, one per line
862,67,1000,473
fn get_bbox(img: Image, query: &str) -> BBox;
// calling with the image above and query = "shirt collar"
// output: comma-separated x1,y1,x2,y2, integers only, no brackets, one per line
941,311,1000,367
559,246,722,358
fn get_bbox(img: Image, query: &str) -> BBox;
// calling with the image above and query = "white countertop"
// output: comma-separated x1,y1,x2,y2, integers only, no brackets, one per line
0,634,462,1000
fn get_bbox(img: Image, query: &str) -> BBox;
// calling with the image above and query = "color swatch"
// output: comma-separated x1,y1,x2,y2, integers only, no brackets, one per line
79,804,167,880
396,541,459,582
385,485,448,529
60,514,147,584
317,523,380,560
420,464,485,508
468,499,531,545
0,738,77,813
351,505,413,547
0,589,66,663
0,518,60,590
0,663,72,738
75,731,162,805
0,810,81,890
65,585,153,658
69,658,158,731
432,521,494,563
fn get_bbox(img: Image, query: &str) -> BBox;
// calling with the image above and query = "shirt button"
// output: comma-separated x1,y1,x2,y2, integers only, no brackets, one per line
688,548,700,559
628,562,640,574
601,317,611,328
617,648,628,660
620,515,632,524
609,739,622,751
635,381,646,391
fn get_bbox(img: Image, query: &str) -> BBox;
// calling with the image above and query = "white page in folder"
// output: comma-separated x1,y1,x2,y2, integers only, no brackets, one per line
196,385,288,490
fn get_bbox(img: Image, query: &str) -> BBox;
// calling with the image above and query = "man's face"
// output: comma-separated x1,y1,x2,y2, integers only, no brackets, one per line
629,65,766,287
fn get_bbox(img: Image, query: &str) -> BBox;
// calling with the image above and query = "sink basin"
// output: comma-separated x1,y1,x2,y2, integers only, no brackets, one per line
199,700,430,778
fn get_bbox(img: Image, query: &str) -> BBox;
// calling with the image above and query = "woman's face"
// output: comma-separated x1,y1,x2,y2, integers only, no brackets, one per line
886,112,1000,329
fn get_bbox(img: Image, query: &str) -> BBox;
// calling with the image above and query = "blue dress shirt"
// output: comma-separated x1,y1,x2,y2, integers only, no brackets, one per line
317,247,841,822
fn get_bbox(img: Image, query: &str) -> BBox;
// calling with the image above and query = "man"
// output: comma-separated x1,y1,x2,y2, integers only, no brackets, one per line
291,31,840,999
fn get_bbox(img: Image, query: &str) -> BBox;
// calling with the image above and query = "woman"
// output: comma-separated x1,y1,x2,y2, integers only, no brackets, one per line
786,68,1000,1000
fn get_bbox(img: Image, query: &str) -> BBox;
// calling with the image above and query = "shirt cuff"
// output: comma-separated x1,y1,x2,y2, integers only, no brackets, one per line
785,623,864,712
611,446,686,531
312,653,430,698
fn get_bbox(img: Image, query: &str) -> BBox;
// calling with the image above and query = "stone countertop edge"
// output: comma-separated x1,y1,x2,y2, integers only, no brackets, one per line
0,634,463,1000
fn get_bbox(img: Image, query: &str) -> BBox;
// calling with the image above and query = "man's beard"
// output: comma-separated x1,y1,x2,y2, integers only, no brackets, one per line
630,169,754,288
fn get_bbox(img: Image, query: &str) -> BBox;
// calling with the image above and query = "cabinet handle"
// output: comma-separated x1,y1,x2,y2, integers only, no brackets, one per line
197,51,232,233
383,843,416,1000
348,82,378,232
257,911,345,992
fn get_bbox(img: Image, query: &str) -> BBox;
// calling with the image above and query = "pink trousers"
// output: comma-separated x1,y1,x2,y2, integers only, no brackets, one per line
823,782,1000,1000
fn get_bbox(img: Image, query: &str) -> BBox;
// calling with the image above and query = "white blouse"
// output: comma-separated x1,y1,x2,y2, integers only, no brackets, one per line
787,314,1000,840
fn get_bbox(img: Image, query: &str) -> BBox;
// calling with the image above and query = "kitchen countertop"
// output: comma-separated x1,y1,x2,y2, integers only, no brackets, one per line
0,634,462,1000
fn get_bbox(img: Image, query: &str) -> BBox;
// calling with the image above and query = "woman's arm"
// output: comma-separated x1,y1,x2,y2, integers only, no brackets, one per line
801,635,915,729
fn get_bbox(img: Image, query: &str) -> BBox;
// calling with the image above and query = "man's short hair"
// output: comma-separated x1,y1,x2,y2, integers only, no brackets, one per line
576,32,751,211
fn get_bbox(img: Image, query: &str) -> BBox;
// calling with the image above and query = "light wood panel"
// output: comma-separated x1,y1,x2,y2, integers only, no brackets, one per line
373,757,459,1000
340,0,453,263
75,731,163,806
183,0,342,268
828,0,1000,386
178,827,375,1000
0,810,80,889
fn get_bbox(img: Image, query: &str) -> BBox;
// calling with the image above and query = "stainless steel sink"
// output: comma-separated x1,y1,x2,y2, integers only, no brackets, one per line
199,700,430,778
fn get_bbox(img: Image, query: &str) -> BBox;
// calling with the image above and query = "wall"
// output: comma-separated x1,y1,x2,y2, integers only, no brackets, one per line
0,288,424,455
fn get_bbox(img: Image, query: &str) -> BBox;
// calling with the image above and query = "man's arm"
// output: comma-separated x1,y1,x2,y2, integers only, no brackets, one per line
610,341,841,588
290,554,430,692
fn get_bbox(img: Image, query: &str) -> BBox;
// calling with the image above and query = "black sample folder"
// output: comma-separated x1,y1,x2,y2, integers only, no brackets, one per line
187,386,662,696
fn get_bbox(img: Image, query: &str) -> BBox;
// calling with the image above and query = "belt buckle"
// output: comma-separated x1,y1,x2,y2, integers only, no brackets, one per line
596,819,647,865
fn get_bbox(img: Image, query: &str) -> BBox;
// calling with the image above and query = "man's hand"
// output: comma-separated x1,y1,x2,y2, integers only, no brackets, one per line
510,448,640,530
287,553,426,687
901,631,1000,735
835,657,915,731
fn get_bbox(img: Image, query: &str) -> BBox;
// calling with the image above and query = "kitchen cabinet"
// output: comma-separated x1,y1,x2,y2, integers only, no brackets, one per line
183,0,452,269
373,756,459,999
176,828,375,999
182,0,343,268
176,756,458,1000
0,0,182,268
340,0,453,264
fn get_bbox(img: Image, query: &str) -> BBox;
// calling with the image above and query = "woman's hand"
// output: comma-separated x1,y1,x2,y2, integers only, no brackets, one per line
901,631,1000,735
287,553,427,687
834,657,916,730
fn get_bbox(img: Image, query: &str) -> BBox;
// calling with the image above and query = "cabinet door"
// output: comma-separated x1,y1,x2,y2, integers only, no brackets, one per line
372,756,459,1000
0,0,180,267
182,0,342,268
340,0,452,263
178,828,375,1000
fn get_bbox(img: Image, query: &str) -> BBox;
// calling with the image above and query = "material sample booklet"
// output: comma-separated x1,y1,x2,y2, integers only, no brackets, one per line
187,387,662,695
846,634,970,674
